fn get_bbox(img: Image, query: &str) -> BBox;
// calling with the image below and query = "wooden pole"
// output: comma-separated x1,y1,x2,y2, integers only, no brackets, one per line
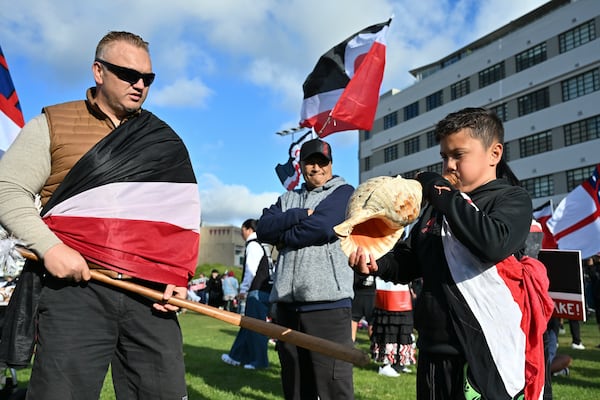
17,248,370,366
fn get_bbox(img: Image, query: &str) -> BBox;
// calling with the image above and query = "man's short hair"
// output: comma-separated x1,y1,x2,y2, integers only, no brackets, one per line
95,31,150,60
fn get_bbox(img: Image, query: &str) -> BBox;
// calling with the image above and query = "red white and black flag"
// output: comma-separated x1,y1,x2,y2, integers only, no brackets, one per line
299,19,390,137
443,193,553,400
41,111,201,287
275,131,313,191
532,200,558,249
547,164,600,259
0,45,24,155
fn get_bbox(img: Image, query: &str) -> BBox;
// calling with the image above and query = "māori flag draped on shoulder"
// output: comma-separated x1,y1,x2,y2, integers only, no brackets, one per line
42,111,201,287
0,45,24,156
443,193,553,400
299,19,390,137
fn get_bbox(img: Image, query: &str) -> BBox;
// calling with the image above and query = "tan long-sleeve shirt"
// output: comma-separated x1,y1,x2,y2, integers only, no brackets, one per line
0,114,61,257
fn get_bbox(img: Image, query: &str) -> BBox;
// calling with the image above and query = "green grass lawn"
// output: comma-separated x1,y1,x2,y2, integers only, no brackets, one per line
10,312,600,399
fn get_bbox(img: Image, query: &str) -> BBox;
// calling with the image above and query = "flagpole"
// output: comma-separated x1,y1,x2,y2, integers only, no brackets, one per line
275,126,305,136
317,115,333,137
12,246,371,366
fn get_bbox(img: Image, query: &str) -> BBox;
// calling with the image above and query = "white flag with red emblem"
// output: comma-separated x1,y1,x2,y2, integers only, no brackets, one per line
547,164,600,259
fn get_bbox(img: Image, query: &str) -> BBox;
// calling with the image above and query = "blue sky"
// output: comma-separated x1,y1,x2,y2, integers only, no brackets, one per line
1,0,546,226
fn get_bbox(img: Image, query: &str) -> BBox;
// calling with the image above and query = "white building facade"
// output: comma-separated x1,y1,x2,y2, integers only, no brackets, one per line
360,0,600,208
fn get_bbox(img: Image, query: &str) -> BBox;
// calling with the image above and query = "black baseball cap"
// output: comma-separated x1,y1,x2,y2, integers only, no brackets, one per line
299,139,332,162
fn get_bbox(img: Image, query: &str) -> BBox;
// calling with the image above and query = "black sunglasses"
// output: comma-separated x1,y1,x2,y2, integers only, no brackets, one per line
95,58,155,87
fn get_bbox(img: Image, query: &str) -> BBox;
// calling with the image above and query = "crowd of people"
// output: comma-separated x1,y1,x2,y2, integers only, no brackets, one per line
0,28,597,399
186,269,240,312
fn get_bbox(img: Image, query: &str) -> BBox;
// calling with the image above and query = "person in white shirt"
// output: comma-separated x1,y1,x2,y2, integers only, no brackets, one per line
221,219,273,369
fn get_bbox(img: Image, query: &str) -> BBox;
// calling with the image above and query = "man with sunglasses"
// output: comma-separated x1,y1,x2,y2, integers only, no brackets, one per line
0,32,199,399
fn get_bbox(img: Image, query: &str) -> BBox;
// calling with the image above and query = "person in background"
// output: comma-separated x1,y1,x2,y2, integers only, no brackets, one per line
351,271,375,344
525,219,555,400
221,218,273,369
222,270,239,312
206,269,224,308
349,108,553,400
371,278,416,377
567,319,585,350
187,273,208,303
257,138,355,400
546,317,573,378
590,255,600,348
0,31,199,399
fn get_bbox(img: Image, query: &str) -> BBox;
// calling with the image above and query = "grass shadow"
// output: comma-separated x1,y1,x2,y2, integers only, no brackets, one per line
183,342,283,400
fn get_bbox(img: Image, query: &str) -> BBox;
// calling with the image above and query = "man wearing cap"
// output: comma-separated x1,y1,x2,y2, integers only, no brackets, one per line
257,138,355,399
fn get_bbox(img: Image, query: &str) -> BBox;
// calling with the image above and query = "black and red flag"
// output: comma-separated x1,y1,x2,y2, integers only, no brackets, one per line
443,193,553,400
0,45,24,155
299,19,391,137
532,200,558,249
41,111,201,287
275,131,313,191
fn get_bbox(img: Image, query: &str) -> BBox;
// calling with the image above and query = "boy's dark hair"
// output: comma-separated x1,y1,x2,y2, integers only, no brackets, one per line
435,107,503,148
436,107,520,186
242,218,258,231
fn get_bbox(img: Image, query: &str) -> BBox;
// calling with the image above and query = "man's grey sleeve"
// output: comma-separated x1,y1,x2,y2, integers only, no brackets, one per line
0,114,62,257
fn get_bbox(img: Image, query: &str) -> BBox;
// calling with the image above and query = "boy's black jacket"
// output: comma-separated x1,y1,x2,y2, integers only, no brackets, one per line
376,175,532,353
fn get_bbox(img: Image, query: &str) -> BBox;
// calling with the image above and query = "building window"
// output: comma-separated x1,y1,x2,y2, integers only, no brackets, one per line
522,175,554,199
561,68,600,102
566,164,596,191
404,137,420,155
364,156,371,171
442,54,462,68
427,162,443,175
490,103,508,122
426,90,443,111
451,78,470,100
519,131,552,158
426,130,437,148
383,111,398,130
384,144,398,162
517,87,549,116
404,101,419,121
363,130,371,140
478,61,505,88
564,114,600,146
515,42,547,72
559,19,596,53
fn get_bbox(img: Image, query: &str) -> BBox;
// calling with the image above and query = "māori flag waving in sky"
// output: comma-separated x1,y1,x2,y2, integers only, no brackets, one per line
299,18,391,137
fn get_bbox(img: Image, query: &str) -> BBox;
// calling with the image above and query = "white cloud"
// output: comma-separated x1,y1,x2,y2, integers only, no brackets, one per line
473,0,550,39
0,0,547,112
198,173,280,226
246,58,304,112
1,0,548,227
149,78,214,108
152,41,216,78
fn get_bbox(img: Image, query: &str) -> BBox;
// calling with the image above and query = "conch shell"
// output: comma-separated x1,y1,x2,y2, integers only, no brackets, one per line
334,175,422,260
